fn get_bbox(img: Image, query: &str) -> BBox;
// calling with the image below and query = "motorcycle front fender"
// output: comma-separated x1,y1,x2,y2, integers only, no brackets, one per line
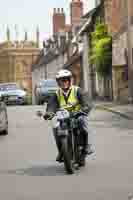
57,129,69,137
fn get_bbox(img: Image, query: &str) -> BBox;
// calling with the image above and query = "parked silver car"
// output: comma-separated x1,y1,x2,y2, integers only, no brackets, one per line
34,79,58,105
0,98,8,135
0,83,27,105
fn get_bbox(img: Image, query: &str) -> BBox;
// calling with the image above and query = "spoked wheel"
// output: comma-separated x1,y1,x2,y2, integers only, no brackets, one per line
61,137,74,175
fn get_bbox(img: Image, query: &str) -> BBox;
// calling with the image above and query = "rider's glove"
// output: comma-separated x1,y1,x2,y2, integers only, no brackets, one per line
43,112,54,120
81,106,89,114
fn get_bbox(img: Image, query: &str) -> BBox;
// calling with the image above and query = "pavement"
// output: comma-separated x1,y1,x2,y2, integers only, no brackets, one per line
94,101,133,120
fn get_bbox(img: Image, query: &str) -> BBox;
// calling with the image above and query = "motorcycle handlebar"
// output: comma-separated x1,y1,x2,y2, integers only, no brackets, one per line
36,109,87,121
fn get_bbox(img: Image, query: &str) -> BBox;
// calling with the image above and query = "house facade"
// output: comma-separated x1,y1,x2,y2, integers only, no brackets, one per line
111,0,130,102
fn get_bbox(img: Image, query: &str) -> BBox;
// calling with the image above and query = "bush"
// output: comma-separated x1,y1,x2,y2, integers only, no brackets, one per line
90,22,112,78
26,94,32,105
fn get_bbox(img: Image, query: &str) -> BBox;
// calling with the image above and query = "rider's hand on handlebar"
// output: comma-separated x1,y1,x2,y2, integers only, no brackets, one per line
43,112,54,120
81,106,89,114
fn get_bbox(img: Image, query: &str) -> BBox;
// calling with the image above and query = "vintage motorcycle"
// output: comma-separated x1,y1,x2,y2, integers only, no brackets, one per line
37,105,87,174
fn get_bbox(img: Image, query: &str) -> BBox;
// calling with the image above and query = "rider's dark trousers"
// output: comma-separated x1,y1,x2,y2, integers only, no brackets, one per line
77,115,93,147
53,128,62,153
53,115,93,153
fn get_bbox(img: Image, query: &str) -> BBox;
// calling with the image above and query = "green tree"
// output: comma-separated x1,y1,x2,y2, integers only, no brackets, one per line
90,22,112,98
90,22,112,77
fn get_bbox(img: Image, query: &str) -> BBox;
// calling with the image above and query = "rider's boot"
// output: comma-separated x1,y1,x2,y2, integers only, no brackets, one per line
56,152,63,162
83,133,94,156
53,129,63,162
84,144,94,155
79,155,86,167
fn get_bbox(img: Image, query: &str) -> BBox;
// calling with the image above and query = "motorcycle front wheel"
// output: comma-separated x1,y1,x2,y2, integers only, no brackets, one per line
61,137,74,175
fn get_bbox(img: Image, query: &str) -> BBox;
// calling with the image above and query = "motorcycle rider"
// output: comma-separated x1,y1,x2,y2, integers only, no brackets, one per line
44,69,94,162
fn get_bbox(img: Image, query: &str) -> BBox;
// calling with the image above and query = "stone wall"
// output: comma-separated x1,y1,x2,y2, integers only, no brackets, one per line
112,31,129,101
112,65,128,101
0,41,40,94
112,32,127,66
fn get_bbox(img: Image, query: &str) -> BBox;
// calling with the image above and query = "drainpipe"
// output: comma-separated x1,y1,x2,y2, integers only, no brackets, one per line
127,0,133,103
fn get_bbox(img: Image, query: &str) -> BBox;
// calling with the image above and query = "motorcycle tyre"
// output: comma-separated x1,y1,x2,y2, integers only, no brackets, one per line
61,137,74,175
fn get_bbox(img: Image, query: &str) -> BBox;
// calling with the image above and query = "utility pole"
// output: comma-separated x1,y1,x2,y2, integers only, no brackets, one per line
127,0,133,103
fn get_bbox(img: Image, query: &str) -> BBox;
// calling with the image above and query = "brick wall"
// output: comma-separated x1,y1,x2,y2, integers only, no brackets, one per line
111,0,128,34
111,0,121,33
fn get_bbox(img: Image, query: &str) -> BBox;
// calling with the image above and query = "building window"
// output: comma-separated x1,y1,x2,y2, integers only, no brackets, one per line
120,0,127,27
122,66,128,81
131,16,133,25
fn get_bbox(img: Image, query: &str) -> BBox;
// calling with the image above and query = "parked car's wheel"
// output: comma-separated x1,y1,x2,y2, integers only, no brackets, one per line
0,102,8,135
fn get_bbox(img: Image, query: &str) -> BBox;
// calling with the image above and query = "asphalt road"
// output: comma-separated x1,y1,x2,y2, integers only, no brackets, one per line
0,105,133,200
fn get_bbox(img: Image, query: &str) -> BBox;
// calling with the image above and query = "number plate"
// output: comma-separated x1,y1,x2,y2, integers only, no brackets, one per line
57,129,68,136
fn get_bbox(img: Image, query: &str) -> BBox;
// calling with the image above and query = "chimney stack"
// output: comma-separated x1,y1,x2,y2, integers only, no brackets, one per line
70,0,83,33
53,7,66,35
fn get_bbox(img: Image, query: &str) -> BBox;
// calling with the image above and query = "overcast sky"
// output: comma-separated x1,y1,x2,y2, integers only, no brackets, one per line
0,0,95,43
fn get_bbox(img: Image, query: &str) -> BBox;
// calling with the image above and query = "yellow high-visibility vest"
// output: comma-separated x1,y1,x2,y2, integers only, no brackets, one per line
56,86,81,112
